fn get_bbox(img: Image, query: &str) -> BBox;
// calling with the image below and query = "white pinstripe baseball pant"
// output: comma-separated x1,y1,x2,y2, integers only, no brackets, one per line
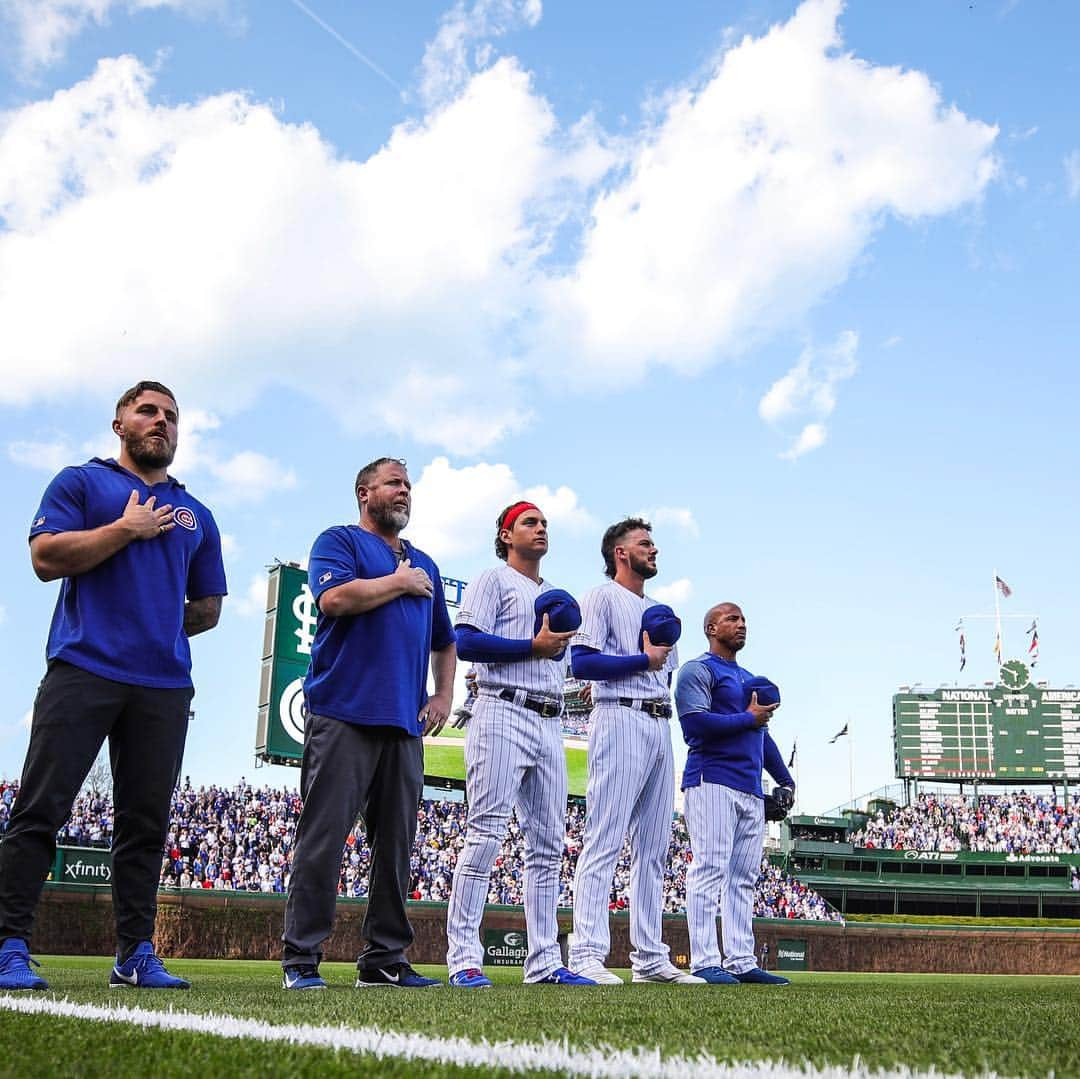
568,703,675,975
445,692,568,981
684,781,764,974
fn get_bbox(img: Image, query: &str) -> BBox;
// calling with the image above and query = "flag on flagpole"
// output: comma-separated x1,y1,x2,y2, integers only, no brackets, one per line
959,631,967,671
995,575,1013,598
1027,620,1039,666
994,632,1002,665
787,740,797,769
829,723,849,744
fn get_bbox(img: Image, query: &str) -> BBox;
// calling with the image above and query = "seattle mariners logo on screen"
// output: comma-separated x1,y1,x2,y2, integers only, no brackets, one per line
174,507,198,531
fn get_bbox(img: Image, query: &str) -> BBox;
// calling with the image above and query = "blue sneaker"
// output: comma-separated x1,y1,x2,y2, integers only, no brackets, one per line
356,962,441,988
734,967,790,986
531,966,597,986
693,966,740,985
448,967,493,988
0,938,48,991
283,965,327,990
110,942,190,989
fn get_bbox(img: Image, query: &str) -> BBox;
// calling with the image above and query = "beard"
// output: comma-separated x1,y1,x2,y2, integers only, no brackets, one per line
628,552,658,579
125,430,175,469
370,501,410,533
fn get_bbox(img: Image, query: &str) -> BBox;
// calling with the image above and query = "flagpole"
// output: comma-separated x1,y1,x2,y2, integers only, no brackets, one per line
848,720,854,809
993,568,1003,664
795,750,800,813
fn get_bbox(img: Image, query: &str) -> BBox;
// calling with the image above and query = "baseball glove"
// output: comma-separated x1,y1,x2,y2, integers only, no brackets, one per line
764,786,795,821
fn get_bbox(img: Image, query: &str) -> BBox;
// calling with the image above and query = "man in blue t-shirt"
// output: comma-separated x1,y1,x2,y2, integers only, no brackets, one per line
281,457,456,991
0,381,227,993
675,602,794,986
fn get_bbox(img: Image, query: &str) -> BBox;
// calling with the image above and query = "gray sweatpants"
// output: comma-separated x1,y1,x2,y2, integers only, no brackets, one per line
281,712,423,971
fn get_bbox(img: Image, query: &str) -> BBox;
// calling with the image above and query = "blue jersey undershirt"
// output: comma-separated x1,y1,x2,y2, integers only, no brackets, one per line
304,525,454,734
28,458,227,690
675,652,794,796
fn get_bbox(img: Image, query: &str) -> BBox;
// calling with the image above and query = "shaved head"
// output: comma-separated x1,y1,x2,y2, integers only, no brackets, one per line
703,602,741,635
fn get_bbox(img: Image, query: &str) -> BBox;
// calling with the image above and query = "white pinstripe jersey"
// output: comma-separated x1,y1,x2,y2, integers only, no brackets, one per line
455,564,568,698
572,580,678,704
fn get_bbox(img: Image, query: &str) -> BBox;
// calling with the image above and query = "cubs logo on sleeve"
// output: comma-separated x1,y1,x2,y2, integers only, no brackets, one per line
174,507,198,532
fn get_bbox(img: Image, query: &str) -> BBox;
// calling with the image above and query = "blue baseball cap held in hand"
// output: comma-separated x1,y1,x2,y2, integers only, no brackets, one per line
743,675,780,708
639,604,682,650
534,589,582,635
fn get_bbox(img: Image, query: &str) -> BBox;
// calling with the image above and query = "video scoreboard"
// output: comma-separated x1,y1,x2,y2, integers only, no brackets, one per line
894,661,1080,781
255,562,467,765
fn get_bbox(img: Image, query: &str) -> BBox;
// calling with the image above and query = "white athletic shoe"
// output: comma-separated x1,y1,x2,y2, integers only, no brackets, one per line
631,964,707,985
573,960,624,985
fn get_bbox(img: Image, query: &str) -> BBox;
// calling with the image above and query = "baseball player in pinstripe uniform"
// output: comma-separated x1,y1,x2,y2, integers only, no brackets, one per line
675,602,794,985
568,518,705,985
445,502,596,987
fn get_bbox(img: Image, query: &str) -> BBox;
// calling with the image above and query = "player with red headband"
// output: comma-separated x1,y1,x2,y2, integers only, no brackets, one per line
445,501,596,987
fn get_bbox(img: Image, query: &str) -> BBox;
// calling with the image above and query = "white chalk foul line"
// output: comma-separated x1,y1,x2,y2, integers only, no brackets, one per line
0,993,985,1079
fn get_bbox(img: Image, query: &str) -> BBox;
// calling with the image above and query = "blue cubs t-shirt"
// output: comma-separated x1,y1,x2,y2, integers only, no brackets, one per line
29,458,228,689
675,652,794,796
304,525,455,734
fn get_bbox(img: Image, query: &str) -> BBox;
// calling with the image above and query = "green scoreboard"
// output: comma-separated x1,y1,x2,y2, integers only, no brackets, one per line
255,563,467,765
893,661,1080,781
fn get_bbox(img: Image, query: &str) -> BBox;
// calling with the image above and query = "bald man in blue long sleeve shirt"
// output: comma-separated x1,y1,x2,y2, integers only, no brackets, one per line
674,602,794,986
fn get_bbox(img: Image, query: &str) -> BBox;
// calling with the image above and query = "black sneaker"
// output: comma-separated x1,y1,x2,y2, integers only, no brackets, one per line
355,961,441,988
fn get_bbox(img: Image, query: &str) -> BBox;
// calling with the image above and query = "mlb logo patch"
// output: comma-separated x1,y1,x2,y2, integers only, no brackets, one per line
34,516,45,527
174,507,198,531
319,571,332,585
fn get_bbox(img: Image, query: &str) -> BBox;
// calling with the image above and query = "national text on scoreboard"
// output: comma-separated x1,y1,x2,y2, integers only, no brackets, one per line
893,664,1080,781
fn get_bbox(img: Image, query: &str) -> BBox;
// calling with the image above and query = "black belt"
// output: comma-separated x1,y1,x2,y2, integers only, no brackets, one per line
498,688,563,718
617,697,672,719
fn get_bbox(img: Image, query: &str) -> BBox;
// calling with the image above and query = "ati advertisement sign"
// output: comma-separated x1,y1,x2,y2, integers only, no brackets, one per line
483,929,528,966
55,846,112,886
255,564,467,766
776,938,807,971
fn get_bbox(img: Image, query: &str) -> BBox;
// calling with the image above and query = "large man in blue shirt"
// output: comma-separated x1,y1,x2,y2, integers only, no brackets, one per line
0,381,226,992
675,602,794,986
281,457,456,991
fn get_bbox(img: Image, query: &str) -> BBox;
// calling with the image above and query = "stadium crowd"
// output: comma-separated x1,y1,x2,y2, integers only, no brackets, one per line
850,790,1080,854
0,777,839,919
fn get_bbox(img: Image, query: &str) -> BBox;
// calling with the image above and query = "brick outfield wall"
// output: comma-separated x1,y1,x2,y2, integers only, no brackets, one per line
33,887,1080,975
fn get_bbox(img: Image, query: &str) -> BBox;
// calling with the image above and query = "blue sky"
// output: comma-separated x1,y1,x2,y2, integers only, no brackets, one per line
1,0,1078,813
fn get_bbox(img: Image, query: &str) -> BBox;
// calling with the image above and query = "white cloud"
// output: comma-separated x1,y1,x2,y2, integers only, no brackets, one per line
419,0,542,107
759,330,857,424
406,455,594,562
231,572,269,617
781,422,827,460
0,53,577,454
0,708,33,749
0,604,6,625
0,1,996,454
760,330,857,459
532,0,997,385
1065,150,1080,200
7,407,292,502
640,507,699,538
220,533,240,559
7,439,76,472
652,577,692,605
1,0,231,75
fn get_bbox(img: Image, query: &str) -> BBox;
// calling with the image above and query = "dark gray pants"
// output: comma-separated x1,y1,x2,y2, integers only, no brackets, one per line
282,713,423,971
0,661,191,958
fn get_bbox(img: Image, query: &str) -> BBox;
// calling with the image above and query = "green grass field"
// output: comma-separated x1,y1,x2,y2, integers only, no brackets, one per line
424,739,589,797
2,957,1078,1077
